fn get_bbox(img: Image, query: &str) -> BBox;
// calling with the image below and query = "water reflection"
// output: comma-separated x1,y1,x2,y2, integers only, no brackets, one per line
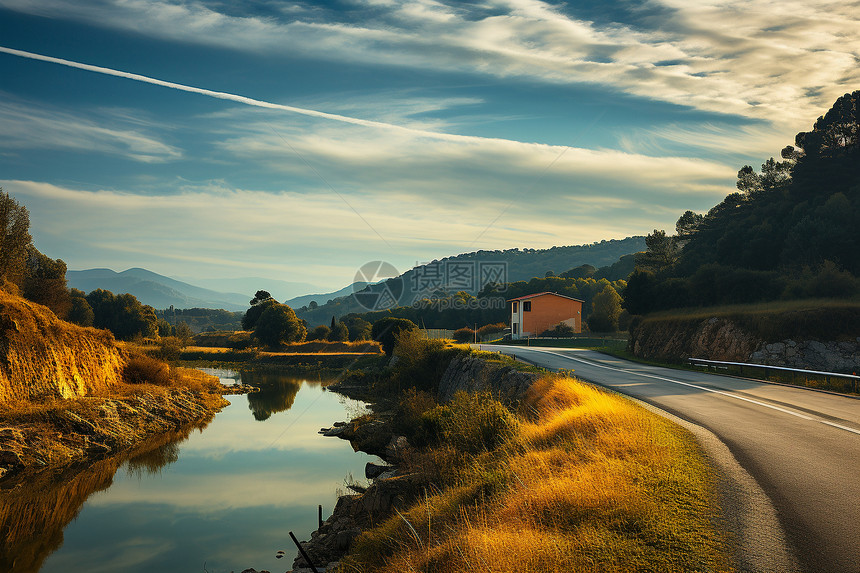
0,429,193,573
0,368,371,573
243,372,302,421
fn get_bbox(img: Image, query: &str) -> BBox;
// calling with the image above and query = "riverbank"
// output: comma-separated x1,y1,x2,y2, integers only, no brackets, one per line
0,368,235,480
292,334,734,572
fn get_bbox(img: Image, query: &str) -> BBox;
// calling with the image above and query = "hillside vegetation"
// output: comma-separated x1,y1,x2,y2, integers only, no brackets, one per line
0,289,124,403
625,90,860,315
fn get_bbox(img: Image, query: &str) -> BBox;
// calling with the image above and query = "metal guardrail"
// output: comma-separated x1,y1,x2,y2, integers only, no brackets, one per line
689,358,859,393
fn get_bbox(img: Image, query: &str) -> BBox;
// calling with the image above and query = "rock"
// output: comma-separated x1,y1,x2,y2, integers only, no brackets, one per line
438,354,540,404
385,436,410,461
322,426,347,437
333,421,347,427
365,462,393,479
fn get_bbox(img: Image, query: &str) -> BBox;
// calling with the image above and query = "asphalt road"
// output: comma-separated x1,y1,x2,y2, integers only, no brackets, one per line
479,345,860,573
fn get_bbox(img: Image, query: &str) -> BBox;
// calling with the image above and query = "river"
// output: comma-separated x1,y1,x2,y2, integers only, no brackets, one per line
0,368,374,573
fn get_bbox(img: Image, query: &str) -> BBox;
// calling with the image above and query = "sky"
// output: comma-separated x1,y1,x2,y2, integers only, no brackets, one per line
1,0,858,291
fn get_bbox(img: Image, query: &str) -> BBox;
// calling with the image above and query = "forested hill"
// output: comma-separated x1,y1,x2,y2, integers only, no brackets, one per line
295,236,644,326
437,237,645,283
626,90,860,315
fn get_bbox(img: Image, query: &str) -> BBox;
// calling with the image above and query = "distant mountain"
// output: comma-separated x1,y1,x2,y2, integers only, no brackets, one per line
295,236,646,325
285,281,371,310
176,276,326,303
66,268,250,311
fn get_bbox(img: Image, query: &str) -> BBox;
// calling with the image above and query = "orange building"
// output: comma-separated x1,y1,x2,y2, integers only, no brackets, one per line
509,292,583,339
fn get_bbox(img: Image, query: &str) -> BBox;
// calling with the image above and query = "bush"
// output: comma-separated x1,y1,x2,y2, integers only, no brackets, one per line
123,354,171,385
329,321,350,341
372,317,418,355
307,324,331,341
156,336,184,361
452,327,475,343
540,323,575,337
392,388,439,446
425,391,518,454
476,322,507,340
386,330,454,393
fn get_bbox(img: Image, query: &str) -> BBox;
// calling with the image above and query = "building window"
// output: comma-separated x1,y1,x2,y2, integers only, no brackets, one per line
512,302,518,313
512,323,518,334
523,301,531,312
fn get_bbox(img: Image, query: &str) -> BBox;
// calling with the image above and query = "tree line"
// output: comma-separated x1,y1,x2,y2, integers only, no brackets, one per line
624,90,860,315
0,189,191,341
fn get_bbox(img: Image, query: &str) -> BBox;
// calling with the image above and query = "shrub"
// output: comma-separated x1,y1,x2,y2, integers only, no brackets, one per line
476,322,507,340
540,323,575,337
453,327,475,343
156,336,184,361
307,324,331,341
123,354,171,385
329,321,350,341
392,388,440,446
426,391,518,454
387,330,462,394
371,317,418,355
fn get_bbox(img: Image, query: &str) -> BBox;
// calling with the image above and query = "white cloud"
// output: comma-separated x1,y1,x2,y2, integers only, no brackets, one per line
1,148,726,284
0,98,181,162
1,0,856,128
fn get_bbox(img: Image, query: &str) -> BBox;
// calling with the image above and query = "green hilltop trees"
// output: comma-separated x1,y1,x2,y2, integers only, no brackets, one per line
0,189,31,287
624,90,860,315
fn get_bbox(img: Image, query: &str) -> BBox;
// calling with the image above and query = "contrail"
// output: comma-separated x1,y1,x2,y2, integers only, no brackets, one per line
0,45,497,145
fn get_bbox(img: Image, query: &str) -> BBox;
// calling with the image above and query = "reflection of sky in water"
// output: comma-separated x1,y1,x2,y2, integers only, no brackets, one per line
39,370,373,573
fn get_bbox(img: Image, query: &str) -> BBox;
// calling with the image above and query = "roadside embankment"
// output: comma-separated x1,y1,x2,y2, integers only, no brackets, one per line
294,335,734,572
629,303,860,373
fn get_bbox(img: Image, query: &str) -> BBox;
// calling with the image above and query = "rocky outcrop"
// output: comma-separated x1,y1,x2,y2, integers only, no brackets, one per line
0,290,125,403
292,475,418,571
630,317,763,363
630,313,860,374
750,338,860,373
437,353,540,404
0,387,228,480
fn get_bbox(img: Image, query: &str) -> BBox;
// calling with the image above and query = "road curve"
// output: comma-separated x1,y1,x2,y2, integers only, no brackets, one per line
480,345,860,573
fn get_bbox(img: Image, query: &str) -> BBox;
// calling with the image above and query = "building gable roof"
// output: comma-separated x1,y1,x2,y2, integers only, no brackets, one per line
507,291,584,303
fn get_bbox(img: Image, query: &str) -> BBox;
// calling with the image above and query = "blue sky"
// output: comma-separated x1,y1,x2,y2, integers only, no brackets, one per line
1,0,857,290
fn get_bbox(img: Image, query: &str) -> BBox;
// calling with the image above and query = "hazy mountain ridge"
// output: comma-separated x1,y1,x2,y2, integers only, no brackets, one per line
66,268,250,311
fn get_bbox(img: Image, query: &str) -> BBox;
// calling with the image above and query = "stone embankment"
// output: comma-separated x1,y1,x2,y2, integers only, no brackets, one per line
750,338,860,373
630,313,860,373
437,352,541,404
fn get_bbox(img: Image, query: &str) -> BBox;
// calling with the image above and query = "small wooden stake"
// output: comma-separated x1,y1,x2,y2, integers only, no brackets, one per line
289,531,320,573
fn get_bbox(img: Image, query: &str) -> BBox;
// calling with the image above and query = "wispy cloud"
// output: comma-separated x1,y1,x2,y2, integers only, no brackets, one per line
0,97,181,162
2,0,857,126
2,174,713,285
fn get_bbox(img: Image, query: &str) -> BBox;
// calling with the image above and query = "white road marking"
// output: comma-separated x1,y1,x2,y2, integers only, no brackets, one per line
494,346,860,436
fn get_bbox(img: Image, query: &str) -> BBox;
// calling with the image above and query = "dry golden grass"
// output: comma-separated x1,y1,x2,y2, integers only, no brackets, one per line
341,376,733,573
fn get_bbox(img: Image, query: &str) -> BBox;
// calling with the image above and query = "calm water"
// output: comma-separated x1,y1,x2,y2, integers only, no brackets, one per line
0,368,373,573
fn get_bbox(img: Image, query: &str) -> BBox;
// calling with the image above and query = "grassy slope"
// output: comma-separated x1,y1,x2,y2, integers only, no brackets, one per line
341,375,733,572
0,289,125,403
